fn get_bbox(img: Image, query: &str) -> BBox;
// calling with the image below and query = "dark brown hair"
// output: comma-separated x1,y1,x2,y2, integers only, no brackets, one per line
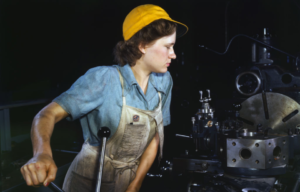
113,19,177,66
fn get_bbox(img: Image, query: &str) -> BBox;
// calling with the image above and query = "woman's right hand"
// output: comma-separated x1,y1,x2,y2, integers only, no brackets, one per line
20,153,57,187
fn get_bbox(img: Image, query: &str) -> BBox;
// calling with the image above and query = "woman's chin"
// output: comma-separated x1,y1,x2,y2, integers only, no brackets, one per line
158,67,168,73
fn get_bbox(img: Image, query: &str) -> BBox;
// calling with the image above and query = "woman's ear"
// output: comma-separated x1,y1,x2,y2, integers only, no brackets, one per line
139,43,146,54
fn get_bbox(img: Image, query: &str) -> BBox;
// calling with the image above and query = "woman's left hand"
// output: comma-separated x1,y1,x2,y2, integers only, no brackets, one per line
125,133,159,192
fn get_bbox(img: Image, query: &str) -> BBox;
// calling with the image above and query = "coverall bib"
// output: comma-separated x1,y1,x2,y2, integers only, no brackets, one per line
62,69,164,192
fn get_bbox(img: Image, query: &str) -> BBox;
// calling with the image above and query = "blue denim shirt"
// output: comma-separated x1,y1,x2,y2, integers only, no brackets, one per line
53,64,173,146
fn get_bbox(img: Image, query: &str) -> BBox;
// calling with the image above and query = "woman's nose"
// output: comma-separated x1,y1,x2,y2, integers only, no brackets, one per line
170,52,176,59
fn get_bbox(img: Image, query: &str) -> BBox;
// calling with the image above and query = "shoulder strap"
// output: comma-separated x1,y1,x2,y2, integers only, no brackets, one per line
116,68,124,97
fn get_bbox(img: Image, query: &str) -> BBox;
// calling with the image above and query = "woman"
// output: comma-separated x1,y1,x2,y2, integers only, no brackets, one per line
21,4,188,192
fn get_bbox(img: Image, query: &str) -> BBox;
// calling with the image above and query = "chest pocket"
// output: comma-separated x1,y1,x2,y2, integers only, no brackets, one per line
115,123,149,161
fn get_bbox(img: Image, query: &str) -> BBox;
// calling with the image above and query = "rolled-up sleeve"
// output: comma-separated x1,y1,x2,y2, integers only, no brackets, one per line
53,66,112,121
161,72,173,126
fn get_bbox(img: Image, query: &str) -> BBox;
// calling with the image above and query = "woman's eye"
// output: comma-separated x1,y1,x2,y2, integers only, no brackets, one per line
166,47,170,49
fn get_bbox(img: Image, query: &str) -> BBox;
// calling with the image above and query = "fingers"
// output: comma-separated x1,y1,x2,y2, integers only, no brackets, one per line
20,162,49,186
20,154,57,187
21,164,40,186
29,168,40,186
35,162,48,184
21,165,34,186
44,164,57,186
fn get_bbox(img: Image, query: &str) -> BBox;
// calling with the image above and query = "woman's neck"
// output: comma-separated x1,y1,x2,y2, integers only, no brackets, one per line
130,62,151,94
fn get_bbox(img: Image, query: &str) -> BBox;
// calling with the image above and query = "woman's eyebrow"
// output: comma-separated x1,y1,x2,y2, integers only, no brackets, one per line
165,42,175,46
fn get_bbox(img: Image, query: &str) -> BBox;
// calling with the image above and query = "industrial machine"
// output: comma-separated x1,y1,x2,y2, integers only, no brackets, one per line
163,29,300,192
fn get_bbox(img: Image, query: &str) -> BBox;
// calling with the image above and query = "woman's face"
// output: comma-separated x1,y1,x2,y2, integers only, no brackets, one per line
140,31,176,73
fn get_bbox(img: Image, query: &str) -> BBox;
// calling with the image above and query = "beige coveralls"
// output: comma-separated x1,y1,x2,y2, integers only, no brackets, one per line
62,70,164,192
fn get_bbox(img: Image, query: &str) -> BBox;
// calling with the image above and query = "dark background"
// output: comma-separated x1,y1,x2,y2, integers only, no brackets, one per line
2,0,300,100
1,0,300,191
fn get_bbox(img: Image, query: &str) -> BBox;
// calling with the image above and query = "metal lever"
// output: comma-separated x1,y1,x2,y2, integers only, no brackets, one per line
49,182,65,192
176,134,192,138
96,127,111,192
206,89,211,101
48,128,111,192
146,173,163,177
199,91,203,102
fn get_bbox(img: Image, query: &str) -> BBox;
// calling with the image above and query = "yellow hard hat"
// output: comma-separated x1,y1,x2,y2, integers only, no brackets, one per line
123,4,188,41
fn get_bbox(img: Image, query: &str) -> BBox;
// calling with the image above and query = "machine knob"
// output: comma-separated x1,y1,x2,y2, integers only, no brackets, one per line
97,127,111,138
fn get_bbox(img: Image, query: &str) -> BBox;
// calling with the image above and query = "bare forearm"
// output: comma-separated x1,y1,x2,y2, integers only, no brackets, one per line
22,102,69,187
31,112,56,156
127,133,159,191
31,102,69,156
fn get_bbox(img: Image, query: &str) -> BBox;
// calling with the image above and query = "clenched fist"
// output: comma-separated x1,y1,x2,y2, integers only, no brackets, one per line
21,153,57,187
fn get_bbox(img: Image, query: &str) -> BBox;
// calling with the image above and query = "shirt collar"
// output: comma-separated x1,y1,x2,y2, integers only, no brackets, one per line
117,64,166,95
149,72,166,94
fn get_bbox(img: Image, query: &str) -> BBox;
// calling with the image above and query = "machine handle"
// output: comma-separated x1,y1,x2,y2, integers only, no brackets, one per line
146,173,163,177
176,134,192,138
49,182,65,192
47,128,111,192
96,127,111,192
206,89,211,100
199,91,203,102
